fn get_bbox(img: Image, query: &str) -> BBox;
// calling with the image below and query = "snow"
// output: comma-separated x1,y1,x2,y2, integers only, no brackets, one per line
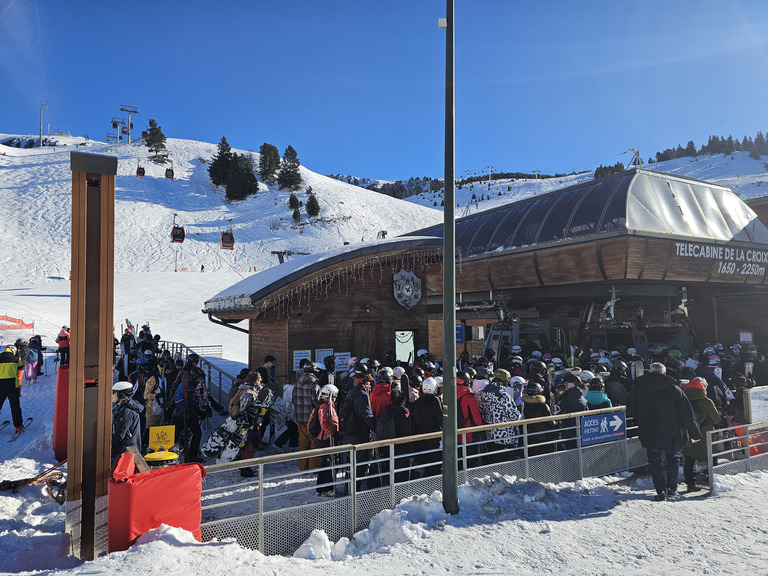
1,134,768,574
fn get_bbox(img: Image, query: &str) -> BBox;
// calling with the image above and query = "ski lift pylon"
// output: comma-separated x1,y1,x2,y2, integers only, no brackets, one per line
170,213,185,244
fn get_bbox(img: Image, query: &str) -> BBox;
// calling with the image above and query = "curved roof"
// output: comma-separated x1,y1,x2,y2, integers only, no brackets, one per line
411,168,768,258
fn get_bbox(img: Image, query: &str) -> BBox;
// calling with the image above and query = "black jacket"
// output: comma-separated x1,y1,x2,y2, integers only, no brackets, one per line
627,372,701,452
112,398,143,458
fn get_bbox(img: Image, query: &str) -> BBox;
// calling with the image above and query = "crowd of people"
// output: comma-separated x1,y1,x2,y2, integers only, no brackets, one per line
104,330,768,499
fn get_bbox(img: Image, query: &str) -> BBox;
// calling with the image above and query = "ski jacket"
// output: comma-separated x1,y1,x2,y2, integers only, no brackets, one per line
409,394,443,435
0,349,23,387
111,398,143,458
585,390,612,410
457,385,483,443
56,329,70,349
369,382,393,419
143,375,163,428
682,384,721,461
317,399,339,441
604,379,629,406
479,381,520,445
557,386,589,415
342,385,376,443
627,372,701,452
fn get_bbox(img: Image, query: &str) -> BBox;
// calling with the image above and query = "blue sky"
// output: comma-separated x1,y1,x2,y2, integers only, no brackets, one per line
2,1,768,181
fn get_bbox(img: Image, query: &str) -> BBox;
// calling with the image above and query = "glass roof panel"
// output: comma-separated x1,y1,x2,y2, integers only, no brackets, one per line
536,188,588,242
626,172,670,233
510,196,558,247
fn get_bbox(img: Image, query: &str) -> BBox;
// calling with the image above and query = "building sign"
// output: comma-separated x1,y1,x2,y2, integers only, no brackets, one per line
293,350,312,371
581,412,626,446
393,269,422,310
456,324,465,344
745,386,768,424
315,348,334,366
675,242,768,277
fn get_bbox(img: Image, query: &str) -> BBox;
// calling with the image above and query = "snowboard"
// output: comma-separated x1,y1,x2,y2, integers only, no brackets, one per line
200,416,251,463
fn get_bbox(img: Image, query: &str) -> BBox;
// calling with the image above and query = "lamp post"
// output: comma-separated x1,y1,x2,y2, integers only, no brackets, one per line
440,0,459,515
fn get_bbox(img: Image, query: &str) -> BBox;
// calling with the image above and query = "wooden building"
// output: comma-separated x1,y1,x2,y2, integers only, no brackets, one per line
204,168,768,377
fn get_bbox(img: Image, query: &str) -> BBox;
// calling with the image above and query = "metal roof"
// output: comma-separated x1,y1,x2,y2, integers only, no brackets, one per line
409,168,768,257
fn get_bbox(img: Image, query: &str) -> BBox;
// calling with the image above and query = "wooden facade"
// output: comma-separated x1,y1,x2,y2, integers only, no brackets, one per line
206,176,768,367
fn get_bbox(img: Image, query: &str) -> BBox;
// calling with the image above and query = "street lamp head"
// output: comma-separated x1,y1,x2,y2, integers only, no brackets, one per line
438,17,447,28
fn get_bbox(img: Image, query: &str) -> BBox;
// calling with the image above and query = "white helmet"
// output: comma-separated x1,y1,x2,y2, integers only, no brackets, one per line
510,345,522,354
113,381,132,393
320,384,339,399
510,376,526,387
552,357,564,367
417,348,429,358
379,366,394,380
392,366,405,378
421,377,439,395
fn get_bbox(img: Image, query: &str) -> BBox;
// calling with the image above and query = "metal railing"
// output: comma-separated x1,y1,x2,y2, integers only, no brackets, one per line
160,340,236,408
707,420,768,493
199,407,644,556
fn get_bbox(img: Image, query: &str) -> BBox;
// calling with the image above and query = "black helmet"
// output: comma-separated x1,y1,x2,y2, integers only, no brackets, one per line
187,352,200,364
563,372,581,386
465,367,477,378
525,381,544,396
528,360,547,375
588,378,605,391
411,366,425,379
721,354,736,369
353,362,368,376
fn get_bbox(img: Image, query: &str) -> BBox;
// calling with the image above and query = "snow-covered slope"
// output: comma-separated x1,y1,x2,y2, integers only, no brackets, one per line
0,133,443,285
404,151,768,215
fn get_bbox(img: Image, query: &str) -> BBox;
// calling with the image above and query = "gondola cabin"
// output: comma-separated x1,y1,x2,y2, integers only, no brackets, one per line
165,167,174,180
136,166,145,178
171,225,186,243
220,231,235,250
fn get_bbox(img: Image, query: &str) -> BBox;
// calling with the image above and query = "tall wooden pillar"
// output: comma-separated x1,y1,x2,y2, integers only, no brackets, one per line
66,152,117,560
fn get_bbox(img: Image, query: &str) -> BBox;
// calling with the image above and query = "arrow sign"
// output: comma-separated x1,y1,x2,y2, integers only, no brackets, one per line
581,412,626,446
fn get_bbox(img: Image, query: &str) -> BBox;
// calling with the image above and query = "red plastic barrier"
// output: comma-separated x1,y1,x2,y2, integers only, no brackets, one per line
53,366,69,462
734,427,768,456
108,452,206,552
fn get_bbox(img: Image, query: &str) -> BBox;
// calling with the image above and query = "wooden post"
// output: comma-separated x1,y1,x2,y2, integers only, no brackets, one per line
66,152,117,560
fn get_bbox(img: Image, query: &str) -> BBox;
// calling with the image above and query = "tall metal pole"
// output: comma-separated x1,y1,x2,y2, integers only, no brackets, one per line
39,102,47,147
441,0,459,515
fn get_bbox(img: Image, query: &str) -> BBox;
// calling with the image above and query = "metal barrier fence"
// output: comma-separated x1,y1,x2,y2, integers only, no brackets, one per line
160,340,236,408
200,407,645,556
707,420,768,493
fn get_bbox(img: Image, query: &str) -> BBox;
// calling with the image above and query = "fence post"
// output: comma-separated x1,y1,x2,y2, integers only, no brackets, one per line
258,461,265,553
707,429,715,495
576,414,584,480
350,448,357,533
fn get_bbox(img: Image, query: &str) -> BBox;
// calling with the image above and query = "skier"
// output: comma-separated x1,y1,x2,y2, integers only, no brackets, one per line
0,345,24,435
111,381,143,461
314,384,340,496
55,326,70,366
173,353,208,463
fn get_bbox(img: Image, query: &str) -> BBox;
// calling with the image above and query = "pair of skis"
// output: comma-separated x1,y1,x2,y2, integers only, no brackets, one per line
3,417,33,441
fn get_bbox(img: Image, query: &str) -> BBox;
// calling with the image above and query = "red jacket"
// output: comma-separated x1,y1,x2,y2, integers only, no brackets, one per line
317,399,339,441
457,385,483,444
56,330,70,349
369,382,392,420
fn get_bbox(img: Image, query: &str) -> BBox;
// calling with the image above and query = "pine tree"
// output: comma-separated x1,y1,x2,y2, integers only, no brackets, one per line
224,153,259,201
258,143,281,183
277,145,302,190
292,207,301,223
145,119,167,158
306,193,320,217
209,137,233,187
289,193,299,210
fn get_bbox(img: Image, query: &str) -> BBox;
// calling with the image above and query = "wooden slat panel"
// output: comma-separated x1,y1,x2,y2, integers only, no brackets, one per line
599,237,628,280
538,244,602,286
626,238,647,279
640,239,669,280
488,252,538,288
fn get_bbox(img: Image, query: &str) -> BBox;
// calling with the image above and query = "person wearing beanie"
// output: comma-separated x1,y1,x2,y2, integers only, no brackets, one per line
682,378,720,492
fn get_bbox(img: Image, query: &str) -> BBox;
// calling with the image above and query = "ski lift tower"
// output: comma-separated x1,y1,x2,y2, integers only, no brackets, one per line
119,105,139,144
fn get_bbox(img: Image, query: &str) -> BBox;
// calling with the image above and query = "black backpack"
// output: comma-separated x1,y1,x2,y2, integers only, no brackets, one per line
375,410,396,440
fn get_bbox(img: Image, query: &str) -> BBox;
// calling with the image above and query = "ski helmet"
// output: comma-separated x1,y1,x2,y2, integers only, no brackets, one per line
510,376,526,388
187,352,200,364
113,381,133,399
588,378,605,391
525,381,544,396
493,369,511,384
320,384,339,399
421,377,439,395
392,366,405,379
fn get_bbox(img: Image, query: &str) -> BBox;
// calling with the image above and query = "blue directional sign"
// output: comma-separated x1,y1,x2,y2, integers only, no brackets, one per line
581,412,626,446
456,324,465,344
